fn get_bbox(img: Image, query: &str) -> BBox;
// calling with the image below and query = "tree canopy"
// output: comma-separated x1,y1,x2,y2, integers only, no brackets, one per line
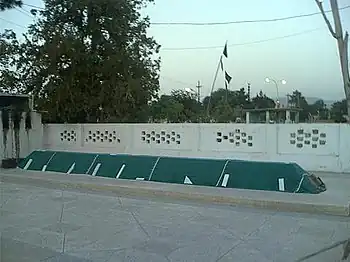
150,90,202,123
330,99,347,123
0,0,346,124
0,0,22,11
287,90,310,122
147,87,347,123
251,90,275,109
0,0,160,123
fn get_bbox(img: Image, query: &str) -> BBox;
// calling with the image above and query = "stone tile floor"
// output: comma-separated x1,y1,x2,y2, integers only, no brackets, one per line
1,182,349,262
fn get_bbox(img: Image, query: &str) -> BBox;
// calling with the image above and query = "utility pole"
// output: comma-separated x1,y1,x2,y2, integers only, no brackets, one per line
247,83,251,102
196,81,202,103
315,0,350,120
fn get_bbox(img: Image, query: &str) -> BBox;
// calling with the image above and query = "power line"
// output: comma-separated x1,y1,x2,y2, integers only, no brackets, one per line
0,17,26,29
21,3,350,27
16,0,350,38
20,7,35,16
15,7,34,18
161,28,324,51
0,21,322,51
160,76,194,87
22,3,44,10
151,5,350,26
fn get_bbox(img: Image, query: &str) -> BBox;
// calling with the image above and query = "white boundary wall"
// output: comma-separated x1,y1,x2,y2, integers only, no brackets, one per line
2,114,349,173
41,123,350,173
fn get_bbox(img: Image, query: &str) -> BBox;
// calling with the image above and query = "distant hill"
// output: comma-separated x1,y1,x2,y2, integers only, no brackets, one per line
278,97,336,108
305,97,336,107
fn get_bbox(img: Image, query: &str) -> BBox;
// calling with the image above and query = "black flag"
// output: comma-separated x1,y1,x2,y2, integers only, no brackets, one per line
225,71,232,84
223,43,228,58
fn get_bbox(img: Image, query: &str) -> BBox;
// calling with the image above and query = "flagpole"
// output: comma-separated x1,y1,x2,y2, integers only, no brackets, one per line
223,40,229,104
206,55,222,117
206,40,228,118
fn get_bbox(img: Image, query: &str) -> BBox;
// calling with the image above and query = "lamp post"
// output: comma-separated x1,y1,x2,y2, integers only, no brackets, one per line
265,77,287,106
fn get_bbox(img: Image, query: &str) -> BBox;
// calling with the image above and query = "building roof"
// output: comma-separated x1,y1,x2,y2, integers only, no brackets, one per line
243,107,303,113
0,93,30,98
0,93,30,110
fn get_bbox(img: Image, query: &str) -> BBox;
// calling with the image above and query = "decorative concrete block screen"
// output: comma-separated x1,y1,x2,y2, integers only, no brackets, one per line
84,125,121,145
80,124,129,154
198,124,266,153
277,124,337,155
42,123,350,173
44,124,129,151
141,130,181,145
60,130,77,143
132,124,196,151
19,150,326,194
44,124,81,148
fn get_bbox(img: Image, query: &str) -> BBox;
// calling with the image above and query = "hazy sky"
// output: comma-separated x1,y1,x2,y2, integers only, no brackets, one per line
1,0,350,101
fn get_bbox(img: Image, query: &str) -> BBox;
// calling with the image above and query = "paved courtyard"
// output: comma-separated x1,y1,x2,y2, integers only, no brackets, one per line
1,181,349,262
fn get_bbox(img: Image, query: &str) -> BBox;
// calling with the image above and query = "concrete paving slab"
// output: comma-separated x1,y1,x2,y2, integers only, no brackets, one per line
1,237,61,262
1,180,349,262
1,169,349,216
1,226,64,253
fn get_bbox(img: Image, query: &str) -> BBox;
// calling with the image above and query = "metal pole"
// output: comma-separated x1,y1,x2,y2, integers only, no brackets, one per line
271,79,280,103
315,0,350,119
206,56,222,117
196,81,202,103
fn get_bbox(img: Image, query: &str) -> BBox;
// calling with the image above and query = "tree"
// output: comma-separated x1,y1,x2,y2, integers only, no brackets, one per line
149,89,202,123
170,89,202,122
309,99,329,120
210,102,239,123
315,0,350,120
251,90,275,109
203,88,249,113
0,0,160,123
0,30,22,94
149,94,183,123
0,0,22,11
203,88,250,122
288,90,310,122
330,99,347,122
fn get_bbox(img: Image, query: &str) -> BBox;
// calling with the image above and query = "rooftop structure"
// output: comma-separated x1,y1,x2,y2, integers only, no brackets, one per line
243,107,303,123
0,93,32,110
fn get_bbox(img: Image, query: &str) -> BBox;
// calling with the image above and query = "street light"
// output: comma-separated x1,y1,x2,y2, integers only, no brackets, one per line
265,77,287,105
